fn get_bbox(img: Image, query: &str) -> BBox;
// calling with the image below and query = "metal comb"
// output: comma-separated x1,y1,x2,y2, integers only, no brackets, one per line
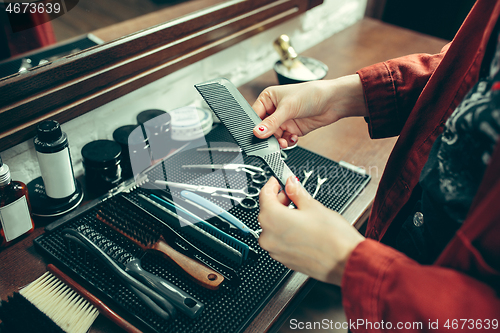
195,78,296,187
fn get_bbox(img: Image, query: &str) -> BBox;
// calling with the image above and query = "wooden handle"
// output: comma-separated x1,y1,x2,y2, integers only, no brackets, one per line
47,264,142,333
153,236,224,290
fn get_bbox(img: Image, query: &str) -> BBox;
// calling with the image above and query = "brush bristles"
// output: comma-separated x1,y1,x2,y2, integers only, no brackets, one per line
20,272,99,333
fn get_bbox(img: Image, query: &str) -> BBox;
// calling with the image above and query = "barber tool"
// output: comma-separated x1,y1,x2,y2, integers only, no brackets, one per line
63,225,205,319
95,207,224,290
156,180,259,198
45,264,142,333
302,170,314,186
146,193,258,261
197,146,289,161
155,180,260,210
119,194,240,284
312,175,328,199
145,181,236,232
62,227,176,320
137,193,244,265
0,267,100,333
180,190,260,239
273,35,328,85
182,163,267,184
12,263,143,333
195,78,297,187
273,34,317,81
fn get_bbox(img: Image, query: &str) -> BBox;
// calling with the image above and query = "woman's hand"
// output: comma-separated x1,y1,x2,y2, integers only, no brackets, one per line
258,176,365,285
252,74,368,148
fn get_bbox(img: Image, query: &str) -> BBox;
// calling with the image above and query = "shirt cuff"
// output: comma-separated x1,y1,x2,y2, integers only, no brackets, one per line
341,239,405,323
357,62,401,139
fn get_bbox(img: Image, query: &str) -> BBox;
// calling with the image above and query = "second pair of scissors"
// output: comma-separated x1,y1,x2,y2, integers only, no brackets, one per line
182,164,267,184
155,180,259,209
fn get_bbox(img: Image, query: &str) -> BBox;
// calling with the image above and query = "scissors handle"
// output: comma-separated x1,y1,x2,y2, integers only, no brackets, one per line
223,185,260,197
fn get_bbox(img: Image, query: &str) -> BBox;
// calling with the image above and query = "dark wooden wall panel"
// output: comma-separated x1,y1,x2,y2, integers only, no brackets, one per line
0,0,323,152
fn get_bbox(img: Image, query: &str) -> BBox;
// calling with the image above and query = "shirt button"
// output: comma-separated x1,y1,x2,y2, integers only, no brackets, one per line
413,212,424,227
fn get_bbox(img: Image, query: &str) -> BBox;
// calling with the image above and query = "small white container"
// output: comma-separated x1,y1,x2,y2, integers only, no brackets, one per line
170,106,213,141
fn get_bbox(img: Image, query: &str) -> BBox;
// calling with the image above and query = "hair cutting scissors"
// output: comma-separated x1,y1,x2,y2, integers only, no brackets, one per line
197,146,290,161
182,164,268,184
154,180,259,209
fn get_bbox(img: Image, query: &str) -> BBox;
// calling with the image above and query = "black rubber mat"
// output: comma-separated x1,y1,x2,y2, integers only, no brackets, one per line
34,125,370,333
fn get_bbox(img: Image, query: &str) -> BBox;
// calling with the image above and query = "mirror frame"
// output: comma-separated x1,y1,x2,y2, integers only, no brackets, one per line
0,0,323,152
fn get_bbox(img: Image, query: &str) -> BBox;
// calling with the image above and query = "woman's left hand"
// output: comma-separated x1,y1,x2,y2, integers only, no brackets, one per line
258,176,365,285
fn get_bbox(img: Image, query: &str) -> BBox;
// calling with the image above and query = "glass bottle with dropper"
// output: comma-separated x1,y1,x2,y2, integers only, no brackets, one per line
0,155,35,247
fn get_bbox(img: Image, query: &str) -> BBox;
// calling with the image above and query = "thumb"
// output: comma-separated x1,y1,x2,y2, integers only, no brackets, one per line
253,106,290,139
284,176,312,209
252,87,292,138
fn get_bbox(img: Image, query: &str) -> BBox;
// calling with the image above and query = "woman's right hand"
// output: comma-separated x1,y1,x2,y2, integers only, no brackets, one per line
252,74,368,148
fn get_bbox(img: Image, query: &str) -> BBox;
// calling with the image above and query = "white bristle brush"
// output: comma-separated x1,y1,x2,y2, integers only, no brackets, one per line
0,264,141,333
19,271,99,333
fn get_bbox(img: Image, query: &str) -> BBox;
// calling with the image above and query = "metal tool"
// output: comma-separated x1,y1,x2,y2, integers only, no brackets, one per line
301,170,314,187
312,175,328,199
197,147,240,153
182,163,267,184
197,146,290,161
180,190,260,238
258,172,329,234
155,180,260,209
155,180,260,197
196,78,296,188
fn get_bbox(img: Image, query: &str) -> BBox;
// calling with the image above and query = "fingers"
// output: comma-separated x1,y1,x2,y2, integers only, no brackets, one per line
252,88,293,140
254,110,292,139
284,176,312,209
259,177,283,210
252,88,276,119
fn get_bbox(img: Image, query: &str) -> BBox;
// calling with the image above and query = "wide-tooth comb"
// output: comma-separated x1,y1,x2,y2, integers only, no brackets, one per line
95,203,224,290
195,78,296,187
63,225,205,319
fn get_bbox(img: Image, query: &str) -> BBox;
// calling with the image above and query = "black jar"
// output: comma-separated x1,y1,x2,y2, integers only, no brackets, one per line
81,140,123,197
112,125,139,179
136,109,166,126
137,109,172,161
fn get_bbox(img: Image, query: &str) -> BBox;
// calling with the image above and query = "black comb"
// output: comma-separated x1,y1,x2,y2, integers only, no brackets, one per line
195,78,296,187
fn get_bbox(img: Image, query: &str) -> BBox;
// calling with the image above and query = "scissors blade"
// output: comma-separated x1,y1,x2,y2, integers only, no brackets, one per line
181,164,227,170
155,181,221,195
197,147,241,152
155,180,199,191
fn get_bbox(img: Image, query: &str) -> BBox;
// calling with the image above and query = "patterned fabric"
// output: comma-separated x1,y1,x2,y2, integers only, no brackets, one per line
393,29,500,264
420,31,500,223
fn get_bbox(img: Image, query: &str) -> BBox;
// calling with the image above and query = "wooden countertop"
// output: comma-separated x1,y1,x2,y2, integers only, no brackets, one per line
0,18,447,333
